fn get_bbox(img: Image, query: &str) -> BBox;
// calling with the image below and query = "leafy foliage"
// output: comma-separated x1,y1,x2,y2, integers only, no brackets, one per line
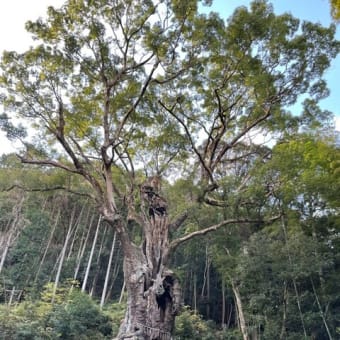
0,283,113,339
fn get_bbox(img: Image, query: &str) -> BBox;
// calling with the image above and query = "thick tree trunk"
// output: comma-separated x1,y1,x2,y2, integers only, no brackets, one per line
116,214,181,340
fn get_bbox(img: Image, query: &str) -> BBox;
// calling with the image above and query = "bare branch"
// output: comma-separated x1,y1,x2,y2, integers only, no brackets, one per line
169,215,281,253
69,136,92,165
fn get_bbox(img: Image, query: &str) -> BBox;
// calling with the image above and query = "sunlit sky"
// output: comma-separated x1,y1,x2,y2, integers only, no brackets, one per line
0,0,339,154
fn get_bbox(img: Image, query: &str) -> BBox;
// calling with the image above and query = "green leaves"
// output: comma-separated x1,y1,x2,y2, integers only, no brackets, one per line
0,286,113,340
330,0,340,20
0,113,27,140
0,0,338,186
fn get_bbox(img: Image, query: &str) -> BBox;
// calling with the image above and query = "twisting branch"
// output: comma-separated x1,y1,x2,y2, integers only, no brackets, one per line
17,155,82,175
69,136,92,165
169,215,281,253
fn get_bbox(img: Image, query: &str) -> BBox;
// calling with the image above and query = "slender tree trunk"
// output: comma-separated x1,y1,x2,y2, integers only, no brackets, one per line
67,202,87,260
8,286,16,306
75,208,93,261
0,196,25,273
221,278,226,328
119,280,126,304
100,232,117,308
73,214,94,280
201,244,211,318
226,303,233,329
82,215,101,292
105,247,121,303
34,209,61,283
281,214,307,338
0,226,15,273
310,277,333,340
206,257,211,319
231,280,249,340
279,280,288,340
193,273,197,314
90,223,108,297
52,207,75,303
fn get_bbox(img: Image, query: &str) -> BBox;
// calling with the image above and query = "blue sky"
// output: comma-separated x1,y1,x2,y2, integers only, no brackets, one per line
204,0,340,126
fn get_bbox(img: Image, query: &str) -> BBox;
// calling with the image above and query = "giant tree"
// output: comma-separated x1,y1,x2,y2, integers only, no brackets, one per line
0,0,339,338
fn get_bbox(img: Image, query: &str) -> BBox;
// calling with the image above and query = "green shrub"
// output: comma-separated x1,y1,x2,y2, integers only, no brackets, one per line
47,290,112,339
0,283,113,339
174,306,216,340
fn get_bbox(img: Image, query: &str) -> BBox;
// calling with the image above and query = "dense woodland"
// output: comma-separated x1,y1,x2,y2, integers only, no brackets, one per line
0,0,340,339
0,132,339,338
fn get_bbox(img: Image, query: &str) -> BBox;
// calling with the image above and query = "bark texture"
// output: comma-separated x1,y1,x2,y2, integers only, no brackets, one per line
232,280,249,340
115,179,181,340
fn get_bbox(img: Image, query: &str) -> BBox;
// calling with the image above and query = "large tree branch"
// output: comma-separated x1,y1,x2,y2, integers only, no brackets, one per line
54,99,87,175
205,92,244,165
169,215,280,253
17,155,82,175
17,155,104,205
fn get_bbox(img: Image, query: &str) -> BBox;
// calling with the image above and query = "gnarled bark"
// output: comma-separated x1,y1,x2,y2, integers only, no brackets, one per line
116,214,181,340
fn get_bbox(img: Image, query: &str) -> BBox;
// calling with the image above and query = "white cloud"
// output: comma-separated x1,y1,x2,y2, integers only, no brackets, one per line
0,1,65,155
335,116,340,132
0,1,65,52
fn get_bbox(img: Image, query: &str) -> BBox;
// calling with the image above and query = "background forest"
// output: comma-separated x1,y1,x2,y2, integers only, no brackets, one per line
1,128,339,339
0,0,340,339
